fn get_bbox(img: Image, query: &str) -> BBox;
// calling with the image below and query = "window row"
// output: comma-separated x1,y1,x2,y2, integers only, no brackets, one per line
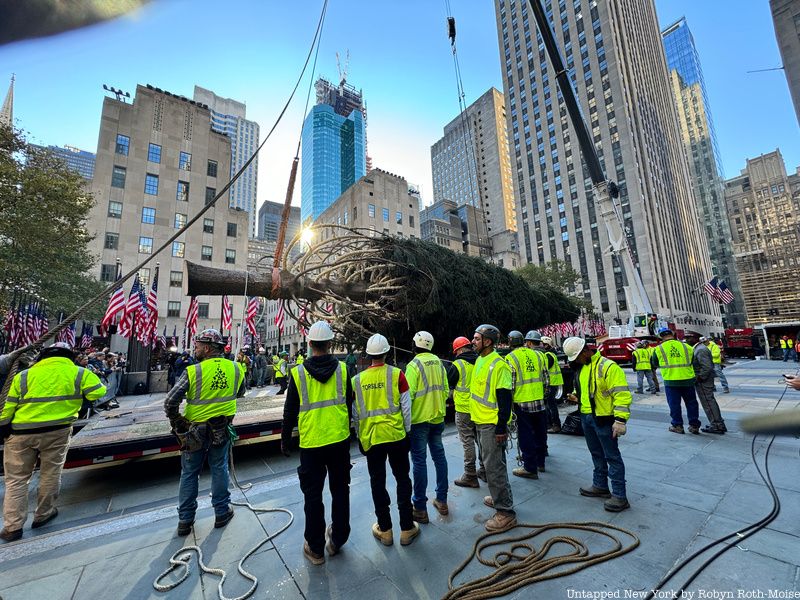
111,169,217,203
106,203,236,236
115,135,217,176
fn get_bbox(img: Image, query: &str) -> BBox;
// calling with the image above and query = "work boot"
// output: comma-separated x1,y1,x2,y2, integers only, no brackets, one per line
371,523,393,546
512,467,538,479
32,508,59,529
412,508,429,524
432,499,449,516
0,528,22,542
668,425,685,434
176,521,193,537
214,508,235,528
303,542,325,565
579,486,612,498
701,425,725,435
547,425,561,434
538,465,546,473
400,523,420,546
454,473,480,488
476,468,487,482
688,426,701,435
483,496,494,508
604,496,630,512
723,389,730,394
485,512,517,532
326,525,341,555
635,389,644,394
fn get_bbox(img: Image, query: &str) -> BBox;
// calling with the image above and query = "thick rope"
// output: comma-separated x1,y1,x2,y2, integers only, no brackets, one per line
443,521,640,600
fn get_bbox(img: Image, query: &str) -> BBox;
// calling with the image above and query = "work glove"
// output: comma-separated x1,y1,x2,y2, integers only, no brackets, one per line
170,415,191,434
612,421,627,438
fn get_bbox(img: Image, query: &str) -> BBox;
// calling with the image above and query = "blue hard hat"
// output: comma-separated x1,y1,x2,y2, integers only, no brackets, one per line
658,327,672,337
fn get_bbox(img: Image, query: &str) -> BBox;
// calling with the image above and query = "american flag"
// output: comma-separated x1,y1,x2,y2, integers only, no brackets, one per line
274,300,285,334
717,280,735,305
702,276,723,303
185,297,199,342
118,274,145,339
298,303,309,336
246,297,260,337
80,323,93,348
170,325,177,347
222,295,232,331
143,269,159,347
102,268,126,328
57,322,76,347
157,325,167,349
25,303,37,345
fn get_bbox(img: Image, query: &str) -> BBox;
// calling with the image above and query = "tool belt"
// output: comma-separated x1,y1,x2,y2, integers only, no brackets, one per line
172,415,234,452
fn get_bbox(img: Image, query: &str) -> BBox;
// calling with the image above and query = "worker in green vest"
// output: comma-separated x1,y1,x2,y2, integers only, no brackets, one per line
275,351,289,395
703,337,729,393
563,336,631,512
352,333,419,547
632,341,657,394
281,321,352,566
406,331,450,524
653,328,701,434
164,328,245,537
1,343,106,542
540,335,564,433
470,324,517,532
446,336,484,487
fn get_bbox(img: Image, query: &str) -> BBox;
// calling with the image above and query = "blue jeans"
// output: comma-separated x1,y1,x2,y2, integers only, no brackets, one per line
409,421,448,510
580,414,626,499
636,370,655,393
664,385,701,428
515,408,547,472
714,364,728,391
177,436,231,523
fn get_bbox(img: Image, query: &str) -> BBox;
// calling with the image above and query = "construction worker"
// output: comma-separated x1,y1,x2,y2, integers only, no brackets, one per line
295,350,305,367
446,336,485,487
281,321,352,566
654,328,701,434
632,341,657,394
406,331,450,523
275,351,289,395
563,336,631,512
507,330,547,479
1,343,106,542
540,336,564,433
686,332,727,434
164,329,245,537
704,337,729,393
471,324,517,532
353,333,419,547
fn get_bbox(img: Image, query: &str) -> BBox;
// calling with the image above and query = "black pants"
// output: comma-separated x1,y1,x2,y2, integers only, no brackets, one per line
545,388,560,428
516,408,548,472
298,438,352,555
365,437,414,532
277,376,288,394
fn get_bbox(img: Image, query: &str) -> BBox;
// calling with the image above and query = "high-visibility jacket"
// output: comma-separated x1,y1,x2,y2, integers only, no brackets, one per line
184,358,243,423
1,357,106,431
544,350,564,386
655,340,695,382
406,352,449,425
579,352,632,421
275,359,287,379
352,365,405,452
708,341,722,365
452,358,474,414
632,348,652,371
292,361,349,449
505,347,545,408
469,351,512,426
296,355,305,366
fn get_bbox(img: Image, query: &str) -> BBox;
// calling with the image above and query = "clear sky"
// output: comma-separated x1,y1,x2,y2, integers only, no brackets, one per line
1,0,798,211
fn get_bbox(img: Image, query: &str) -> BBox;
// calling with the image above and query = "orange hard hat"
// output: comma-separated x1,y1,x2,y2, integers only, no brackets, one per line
452,336,472,353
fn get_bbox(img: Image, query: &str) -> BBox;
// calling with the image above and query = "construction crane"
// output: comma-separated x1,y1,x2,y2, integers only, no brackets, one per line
336,49,350,87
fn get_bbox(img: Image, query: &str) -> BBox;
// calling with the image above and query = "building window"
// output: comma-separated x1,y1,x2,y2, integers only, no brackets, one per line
147,143,161,163
111,165,126,188
201,246,213,261
344,210,348,225
409,215,415,228
138,236,153,254
207,160,218,177
104,232,119,250
396,211,403,225
142,207,156,224
170,270,183,287
100,264,117,282
115,134,129,155
167,301,181,318
176,181,189,202
144,173,159,195
108,201,122,218
203,218,214,234
138,268,150,288
226,249,236,264
198,303,209,318
172,241,185,257
174,213,187,229
383,208,389,221
179,152,192,171
227,222,237,237
206,187,216,205
368,204,376,218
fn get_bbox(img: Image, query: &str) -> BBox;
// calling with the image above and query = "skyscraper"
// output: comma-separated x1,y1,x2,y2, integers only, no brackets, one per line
662,17,744,326
193,86,260,238
33,144,96,180
258,200,300,243
771,0,800,126
300,77,367,223
495,0,719,331
1,74,13,127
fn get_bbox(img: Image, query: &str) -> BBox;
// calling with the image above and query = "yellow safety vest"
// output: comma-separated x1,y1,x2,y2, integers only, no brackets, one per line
452,358,474,414
632,348,652,371
1,357,106,431
185,358,243,423
708,341,722,365
790,339,795,349
655,340,695,381
275,359,287,379
406,352,448,425
291,361,349,449
505,347,545,405
352,365,405,452
545,350,564,385
296,355,305,366
469,351,512,426
578,352,632,420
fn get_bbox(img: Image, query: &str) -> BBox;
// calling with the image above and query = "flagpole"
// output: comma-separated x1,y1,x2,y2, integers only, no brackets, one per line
145,264,158,393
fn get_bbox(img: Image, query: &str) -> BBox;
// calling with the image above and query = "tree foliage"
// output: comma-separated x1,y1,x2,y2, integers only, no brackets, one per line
0,125,105,317
516,260,595,313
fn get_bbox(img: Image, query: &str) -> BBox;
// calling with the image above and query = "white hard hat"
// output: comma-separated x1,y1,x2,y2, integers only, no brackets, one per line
366,333,390,356
258,347,265,353
541,336,553,345
563,337,587,362
413,331,434,351
308,321,334,342
51,342,73,351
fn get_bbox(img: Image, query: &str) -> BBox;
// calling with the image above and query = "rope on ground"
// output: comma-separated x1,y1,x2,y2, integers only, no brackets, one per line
443,521,640,600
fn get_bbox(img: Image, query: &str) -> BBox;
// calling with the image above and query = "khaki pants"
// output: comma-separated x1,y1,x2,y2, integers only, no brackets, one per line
2,427,71,532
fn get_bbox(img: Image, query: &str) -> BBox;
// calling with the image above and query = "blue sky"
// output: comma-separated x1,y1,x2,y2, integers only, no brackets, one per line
1,0,798,208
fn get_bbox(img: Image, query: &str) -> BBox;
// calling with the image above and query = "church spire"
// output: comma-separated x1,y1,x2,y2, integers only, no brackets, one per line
1,74,15,128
